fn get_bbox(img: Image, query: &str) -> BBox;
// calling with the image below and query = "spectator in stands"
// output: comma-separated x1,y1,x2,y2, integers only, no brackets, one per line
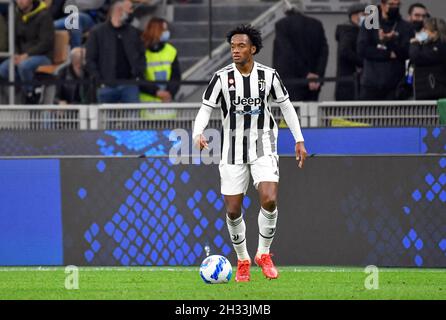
0,0,54,104
407,3,428,35
55,47,91,104
139,17,180,103
91,0,151,27
0,11,6,54
394,3,429,100
0,4,7,17
409,17,446,100
273,0,328,101
357,0,414,100
122,0,144,29
86,0,146,103
52,0,103,48
335,3,366,101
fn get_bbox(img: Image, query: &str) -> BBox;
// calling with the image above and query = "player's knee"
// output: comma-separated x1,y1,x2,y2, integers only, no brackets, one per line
261,197,277,212
226,210,242,220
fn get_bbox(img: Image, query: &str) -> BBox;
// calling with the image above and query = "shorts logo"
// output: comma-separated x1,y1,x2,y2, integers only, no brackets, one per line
232,234,240,241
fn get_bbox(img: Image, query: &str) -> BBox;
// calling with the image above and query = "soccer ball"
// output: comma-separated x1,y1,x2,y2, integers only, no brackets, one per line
199,255,232,284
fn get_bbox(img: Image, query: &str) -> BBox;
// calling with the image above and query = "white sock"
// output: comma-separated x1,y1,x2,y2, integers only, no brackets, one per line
226,214,250,261
257,207,278,256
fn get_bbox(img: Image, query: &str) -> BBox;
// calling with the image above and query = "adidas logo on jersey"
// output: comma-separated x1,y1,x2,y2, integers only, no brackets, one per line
232,96,262,107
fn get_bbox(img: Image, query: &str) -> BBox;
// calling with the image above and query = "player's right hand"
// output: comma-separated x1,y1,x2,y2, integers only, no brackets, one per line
194,134,209,151
295,142,307,169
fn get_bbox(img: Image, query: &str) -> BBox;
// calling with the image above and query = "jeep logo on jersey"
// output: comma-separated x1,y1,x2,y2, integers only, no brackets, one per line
232,96,262,107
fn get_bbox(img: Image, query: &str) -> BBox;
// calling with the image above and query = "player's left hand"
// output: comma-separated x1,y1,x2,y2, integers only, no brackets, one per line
295,142,307,169
194,134,209,151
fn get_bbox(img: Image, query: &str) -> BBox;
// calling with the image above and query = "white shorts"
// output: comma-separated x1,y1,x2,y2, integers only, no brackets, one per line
219,154,280,195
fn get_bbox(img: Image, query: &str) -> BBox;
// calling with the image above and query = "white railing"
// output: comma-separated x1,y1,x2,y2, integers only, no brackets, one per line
0,101,440,130
315,100,439,127
0,105,89,130
89,102,305,130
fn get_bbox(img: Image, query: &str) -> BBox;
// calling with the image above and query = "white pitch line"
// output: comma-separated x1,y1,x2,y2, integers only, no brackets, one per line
0,267,445,273
0,267,198,272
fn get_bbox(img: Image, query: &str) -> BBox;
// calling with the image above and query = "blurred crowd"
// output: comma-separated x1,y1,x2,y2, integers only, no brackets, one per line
274,0,446,102
0,0,181,104
0,0,445,105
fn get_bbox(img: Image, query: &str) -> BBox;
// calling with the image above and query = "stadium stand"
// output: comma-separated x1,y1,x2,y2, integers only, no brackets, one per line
35,30,70,104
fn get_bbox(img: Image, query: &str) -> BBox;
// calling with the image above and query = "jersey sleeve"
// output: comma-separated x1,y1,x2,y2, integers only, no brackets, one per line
202,73,222,109
270,71,290,104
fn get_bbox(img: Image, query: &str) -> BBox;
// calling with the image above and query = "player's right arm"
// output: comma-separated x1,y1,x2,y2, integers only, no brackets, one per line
193,73,222,150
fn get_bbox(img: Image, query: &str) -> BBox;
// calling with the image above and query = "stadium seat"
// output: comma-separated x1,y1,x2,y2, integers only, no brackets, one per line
35,30,70,104
36,30,70,75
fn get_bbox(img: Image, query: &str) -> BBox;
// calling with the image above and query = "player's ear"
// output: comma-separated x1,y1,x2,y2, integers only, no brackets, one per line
251,45,256,55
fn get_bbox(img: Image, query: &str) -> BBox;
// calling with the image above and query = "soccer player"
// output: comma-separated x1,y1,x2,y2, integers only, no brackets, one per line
193,25,307,282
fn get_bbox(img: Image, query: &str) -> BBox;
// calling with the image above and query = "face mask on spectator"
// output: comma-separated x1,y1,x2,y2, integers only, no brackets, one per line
359,15,366,26
416,31,429,43
160,30,170,43
387,7,400,20
120,12,129,25
412,21,424,32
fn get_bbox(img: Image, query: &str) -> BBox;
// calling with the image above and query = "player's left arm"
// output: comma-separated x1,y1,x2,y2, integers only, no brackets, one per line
272,72,307,168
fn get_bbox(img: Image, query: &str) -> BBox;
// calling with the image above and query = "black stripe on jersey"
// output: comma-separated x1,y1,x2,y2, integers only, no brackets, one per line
231,134,236,165
204,74,219,100
256,69,266,159
219,92,228,118
270,73,277,100
228,71,236,164
228,71,236,130
257,69,265,129
220,127,224,160
275,71,288,96
242,75,251,163
268,73,278,130
269,115,275,130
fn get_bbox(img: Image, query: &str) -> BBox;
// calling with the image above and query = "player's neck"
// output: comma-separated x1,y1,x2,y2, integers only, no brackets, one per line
235,60,255,76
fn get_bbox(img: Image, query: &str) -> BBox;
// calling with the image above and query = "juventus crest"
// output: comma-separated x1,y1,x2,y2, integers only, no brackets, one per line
258,79,266,92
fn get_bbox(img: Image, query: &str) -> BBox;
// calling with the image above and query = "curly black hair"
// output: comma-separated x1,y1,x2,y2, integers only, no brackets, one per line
226,24,263,55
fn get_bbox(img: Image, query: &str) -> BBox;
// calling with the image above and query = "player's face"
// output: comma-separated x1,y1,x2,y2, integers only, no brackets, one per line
230,34,256,65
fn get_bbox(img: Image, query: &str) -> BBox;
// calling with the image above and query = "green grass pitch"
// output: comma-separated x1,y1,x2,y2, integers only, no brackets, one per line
0,266,445,300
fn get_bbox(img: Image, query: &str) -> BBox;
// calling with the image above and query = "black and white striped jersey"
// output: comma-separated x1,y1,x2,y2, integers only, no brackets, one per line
193,61,304,165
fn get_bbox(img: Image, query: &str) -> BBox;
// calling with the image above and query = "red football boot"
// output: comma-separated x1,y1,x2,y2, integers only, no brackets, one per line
235,259,251,282
255,253,279,279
